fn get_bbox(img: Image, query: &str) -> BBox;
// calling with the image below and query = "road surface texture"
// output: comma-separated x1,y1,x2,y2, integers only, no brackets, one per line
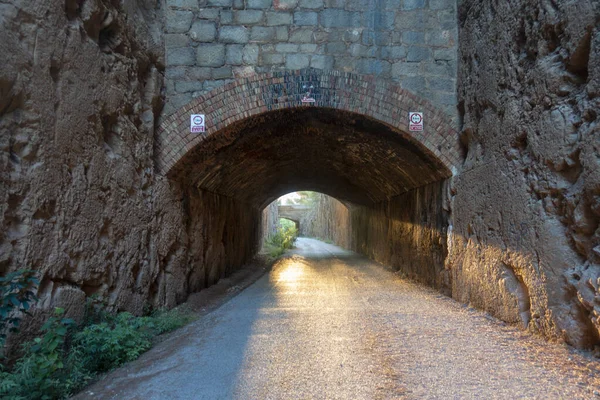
76,238,600,399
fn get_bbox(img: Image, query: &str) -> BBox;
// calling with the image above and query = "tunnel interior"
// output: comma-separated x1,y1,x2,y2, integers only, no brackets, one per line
170,107,452,293
168,107,451,209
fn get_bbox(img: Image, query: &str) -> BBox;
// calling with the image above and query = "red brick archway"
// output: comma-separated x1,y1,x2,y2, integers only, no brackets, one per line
156,70,461,177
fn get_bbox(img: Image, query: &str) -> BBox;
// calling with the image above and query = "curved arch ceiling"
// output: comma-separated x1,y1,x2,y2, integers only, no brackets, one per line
168,107,451,209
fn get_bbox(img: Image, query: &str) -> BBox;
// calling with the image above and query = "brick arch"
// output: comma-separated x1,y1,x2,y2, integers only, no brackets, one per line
156,69,461,177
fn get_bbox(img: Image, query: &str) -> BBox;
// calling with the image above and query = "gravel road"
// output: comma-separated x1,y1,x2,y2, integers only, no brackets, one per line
75,238,600,399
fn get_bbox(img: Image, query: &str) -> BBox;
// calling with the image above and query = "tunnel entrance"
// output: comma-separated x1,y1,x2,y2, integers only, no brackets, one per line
156,70,458,295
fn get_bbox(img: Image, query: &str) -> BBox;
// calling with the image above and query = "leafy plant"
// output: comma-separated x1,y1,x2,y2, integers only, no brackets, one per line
0,270,39,346
265,224,298,257
73,312,153,373
0,308,79,400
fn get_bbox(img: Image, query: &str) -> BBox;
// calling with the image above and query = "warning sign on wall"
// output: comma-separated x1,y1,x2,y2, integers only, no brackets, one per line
190,114,205,133
409,112,423,131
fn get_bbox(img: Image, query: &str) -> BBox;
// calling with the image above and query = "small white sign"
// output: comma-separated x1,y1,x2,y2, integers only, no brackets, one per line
190,114,205,133
409,112,423,131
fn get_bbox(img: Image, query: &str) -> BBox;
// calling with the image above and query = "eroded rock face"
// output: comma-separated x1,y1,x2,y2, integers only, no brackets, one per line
0,0,259,343
453,0,600,347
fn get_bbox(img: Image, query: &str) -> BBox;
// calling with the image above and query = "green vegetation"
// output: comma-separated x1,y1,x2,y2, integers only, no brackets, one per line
1,270,39,348
265,221,298,257
279,191,320,206
0,270,196,400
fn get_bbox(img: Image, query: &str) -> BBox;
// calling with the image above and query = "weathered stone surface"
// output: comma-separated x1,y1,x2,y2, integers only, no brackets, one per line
190,21,217,42
219,26,249,43
451,0,600,347
196,44,226,66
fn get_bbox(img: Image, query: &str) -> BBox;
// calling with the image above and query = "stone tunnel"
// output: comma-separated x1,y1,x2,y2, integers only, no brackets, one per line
1,0,599,351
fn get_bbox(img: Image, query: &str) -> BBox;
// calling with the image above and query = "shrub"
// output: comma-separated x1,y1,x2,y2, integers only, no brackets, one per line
265,225,298,257
0,308,81,400
0,270,39,348
73,312,153,373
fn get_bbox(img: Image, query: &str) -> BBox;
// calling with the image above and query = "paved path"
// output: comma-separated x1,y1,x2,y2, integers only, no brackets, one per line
77,238,600,399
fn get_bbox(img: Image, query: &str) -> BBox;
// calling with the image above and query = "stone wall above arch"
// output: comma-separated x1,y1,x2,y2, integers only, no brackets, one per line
156,70,462,187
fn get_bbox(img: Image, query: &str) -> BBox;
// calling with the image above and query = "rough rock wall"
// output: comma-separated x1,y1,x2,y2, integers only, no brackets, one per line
453,0,600,347
351,181,450,291
261,201,279,247
300,194,351,249
0,0,260,331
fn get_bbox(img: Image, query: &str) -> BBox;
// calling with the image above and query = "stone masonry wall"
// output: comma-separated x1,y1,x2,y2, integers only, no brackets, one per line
164,0,458,118
452,0,600,347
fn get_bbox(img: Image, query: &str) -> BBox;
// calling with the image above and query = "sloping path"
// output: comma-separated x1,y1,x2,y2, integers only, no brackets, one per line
76,238,600,399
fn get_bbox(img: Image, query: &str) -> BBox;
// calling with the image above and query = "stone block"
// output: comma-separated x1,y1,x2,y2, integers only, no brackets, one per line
406,46,431,62
430,0,455,11
401,75,426,92
165,34,189,48
167,47,196,66
219,26,250,43
326,42,347,54
423,60,454,76
266,12,293,26
381,45,406,59
186,67,213,80
226,44,244,65
251,26,276,42
275,43,299,52
395,10,429,30
243,44,260,63
334,57,355,71
319,9,360,28
403,31,426,45
198,8,220,20
235,10,264,24
299,0,324,9
428,77,455,91
383,0,401,9
433,48,455,61
289,28,314,43
362,11,395,30
347,0,371,11
402,0,424,10
286,53,310,69
392,61,420,77
166,10,194,33
176,80,205,93
324,0,344,6
433,91,457,105
276,26,289,40
362,30,391,46
426,31,452,47
294,11,318,26
196,44,226,66
343,29,362,43
190,21,217,42
262,53,284,64
221,10,234,24
357,59,391,76
208,0,233,6
212,66,233,79
167,0,199,10
274,0,299,10
248,0,273,7
300,44,318,52
310,54,334,69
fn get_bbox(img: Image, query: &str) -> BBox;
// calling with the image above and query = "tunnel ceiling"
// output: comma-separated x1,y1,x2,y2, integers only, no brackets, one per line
168,107,451,209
